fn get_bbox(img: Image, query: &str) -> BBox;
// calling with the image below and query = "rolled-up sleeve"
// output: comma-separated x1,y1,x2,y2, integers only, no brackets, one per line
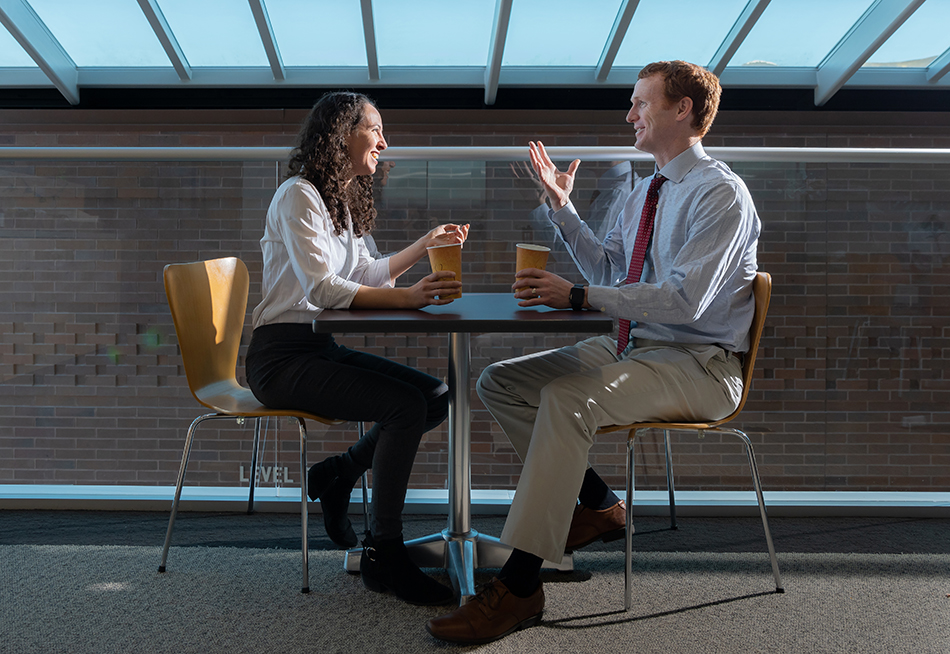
277,185,362,309
350,237,395,289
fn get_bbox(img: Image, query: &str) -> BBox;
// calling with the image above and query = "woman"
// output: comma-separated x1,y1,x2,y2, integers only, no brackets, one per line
246,91,467,606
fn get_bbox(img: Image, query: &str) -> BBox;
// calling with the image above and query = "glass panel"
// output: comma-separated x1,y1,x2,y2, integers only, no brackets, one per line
864,0,950,67
0,25,38,66
731,0,875,67
28,0,169,66
504,0,623,66
154,0,268,67
265,0,366,66
1,152,949,495
374,0,495,66
612,0,748,68
426,161,486,205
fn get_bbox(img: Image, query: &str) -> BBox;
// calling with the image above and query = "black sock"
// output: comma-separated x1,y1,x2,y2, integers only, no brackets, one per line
499,548,543,598
578,467,622,511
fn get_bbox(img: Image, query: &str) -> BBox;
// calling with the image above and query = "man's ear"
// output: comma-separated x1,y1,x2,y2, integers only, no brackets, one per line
675,96,693,123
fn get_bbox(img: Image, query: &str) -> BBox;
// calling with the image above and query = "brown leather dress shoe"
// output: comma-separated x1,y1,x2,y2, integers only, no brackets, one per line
426,577,544,645
564,500,628,552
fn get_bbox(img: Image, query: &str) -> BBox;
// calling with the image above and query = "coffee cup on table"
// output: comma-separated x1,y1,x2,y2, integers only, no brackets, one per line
515,243,550,274
426,243,462,300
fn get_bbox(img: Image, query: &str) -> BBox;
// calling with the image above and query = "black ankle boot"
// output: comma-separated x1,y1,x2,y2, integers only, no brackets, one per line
306,456,340,503
320,476,358,549
360,533,455,606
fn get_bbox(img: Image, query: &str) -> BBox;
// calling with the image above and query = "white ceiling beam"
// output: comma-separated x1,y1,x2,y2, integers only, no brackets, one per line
707,0,770,77
484,0,512,105
1,65,947,90
0,0,78,104
248,0,283,81
814,0,924,106
137,0,191,81
360,0,379,81
926,46,950,83
73,66,488,87
595,0,639,82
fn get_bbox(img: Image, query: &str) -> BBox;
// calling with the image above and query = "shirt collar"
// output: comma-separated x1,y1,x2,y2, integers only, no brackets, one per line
655,141,707,184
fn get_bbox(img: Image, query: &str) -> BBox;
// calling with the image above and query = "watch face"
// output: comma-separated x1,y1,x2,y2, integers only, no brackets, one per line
570,285,584,309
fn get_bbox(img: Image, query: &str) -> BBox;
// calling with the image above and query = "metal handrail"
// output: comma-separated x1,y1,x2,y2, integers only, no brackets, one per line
1,146,950,163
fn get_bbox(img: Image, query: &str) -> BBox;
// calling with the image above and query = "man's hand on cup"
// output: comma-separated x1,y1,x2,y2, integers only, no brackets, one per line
513,269,572,308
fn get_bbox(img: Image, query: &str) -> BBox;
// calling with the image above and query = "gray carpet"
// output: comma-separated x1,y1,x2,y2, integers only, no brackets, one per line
1,544,948,654
1,512,949,653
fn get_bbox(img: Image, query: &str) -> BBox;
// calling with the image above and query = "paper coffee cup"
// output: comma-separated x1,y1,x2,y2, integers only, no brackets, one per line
426,243,462,300
516,243,551,273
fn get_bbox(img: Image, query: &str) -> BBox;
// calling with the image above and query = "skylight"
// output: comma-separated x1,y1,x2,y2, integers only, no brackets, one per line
0,0,946,106
156,0,268,67
613,0,749,69
29,0,168,67
732,0,876,67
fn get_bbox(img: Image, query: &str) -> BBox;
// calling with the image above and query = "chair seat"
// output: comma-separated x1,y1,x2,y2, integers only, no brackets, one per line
599,420,724,433
195,381,346,426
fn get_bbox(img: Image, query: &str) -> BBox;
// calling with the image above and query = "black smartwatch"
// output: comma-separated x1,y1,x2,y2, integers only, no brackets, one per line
569,284,585,311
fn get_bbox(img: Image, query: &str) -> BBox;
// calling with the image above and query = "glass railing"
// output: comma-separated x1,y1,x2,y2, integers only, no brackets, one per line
1,146,949,507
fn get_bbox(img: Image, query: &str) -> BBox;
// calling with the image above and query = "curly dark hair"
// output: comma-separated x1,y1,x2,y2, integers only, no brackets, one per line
286,91,377,237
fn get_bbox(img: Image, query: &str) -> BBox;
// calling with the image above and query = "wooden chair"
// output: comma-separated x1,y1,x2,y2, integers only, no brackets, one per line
597,272,784,610
159,257,346,593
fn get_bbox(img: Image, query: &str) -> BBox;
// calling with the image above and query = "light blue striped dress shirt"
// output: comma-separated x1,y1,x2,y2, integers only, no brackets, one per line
549,142,761,354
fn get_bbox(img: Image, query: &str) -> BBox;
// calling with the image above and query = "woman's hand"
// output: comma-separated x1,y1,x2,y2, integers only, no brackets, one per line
425,223,469,249
406,270,462,307
387,223,470,281
512,268,573,308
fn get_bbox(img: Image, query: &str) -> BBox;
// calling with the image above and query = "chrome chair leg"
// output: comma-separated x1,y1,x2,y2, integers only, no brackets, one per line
623,425,784,610
296,417,310,594
247,417,262,514
159,413,210,573
624,437,635,611
663,429,677,530
728,427,784,592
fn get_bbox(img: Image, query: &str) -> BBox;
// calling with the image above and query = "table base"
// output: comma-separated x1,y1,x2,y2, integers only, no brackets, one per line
343,530,574,603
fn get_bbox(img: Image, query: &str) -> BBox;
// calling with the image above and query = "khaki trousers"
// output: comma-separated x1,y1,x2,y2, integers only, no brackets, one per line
476,335,743,563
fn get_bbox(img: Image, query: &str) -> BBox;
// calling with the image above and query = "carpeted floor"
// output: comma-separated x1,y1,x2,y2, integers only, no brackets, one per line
1,511,948,654
2,510,949,554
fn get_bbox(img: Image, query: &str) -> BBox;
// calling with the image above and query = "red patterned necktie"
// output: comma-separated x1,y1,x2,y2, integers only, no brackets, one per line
616,174,667,355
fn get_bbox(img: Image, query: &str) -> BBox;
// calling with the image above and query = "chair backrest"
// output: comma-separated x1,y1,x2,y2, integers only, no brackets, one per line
727,271,771,421
163,257,249,402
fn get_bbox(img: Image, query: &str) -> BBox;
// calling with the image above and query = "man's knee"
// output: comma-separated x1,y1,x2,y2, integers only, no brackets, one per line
475,362,504,403
537,376,598,436
539,374,585,405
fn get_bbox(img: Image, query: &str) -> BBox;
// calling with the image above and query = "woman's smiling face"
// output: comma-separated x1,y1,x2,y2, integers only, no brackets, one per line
346,103,387,179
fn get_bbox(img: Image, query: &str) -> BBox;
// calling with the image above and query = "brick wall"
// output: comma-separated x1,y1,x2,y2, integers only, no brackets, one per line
1,107,948,494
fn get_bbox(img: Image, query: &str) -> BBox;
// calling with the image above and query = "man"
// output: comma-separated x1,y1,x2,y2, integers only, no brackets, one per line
427,60,760,645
